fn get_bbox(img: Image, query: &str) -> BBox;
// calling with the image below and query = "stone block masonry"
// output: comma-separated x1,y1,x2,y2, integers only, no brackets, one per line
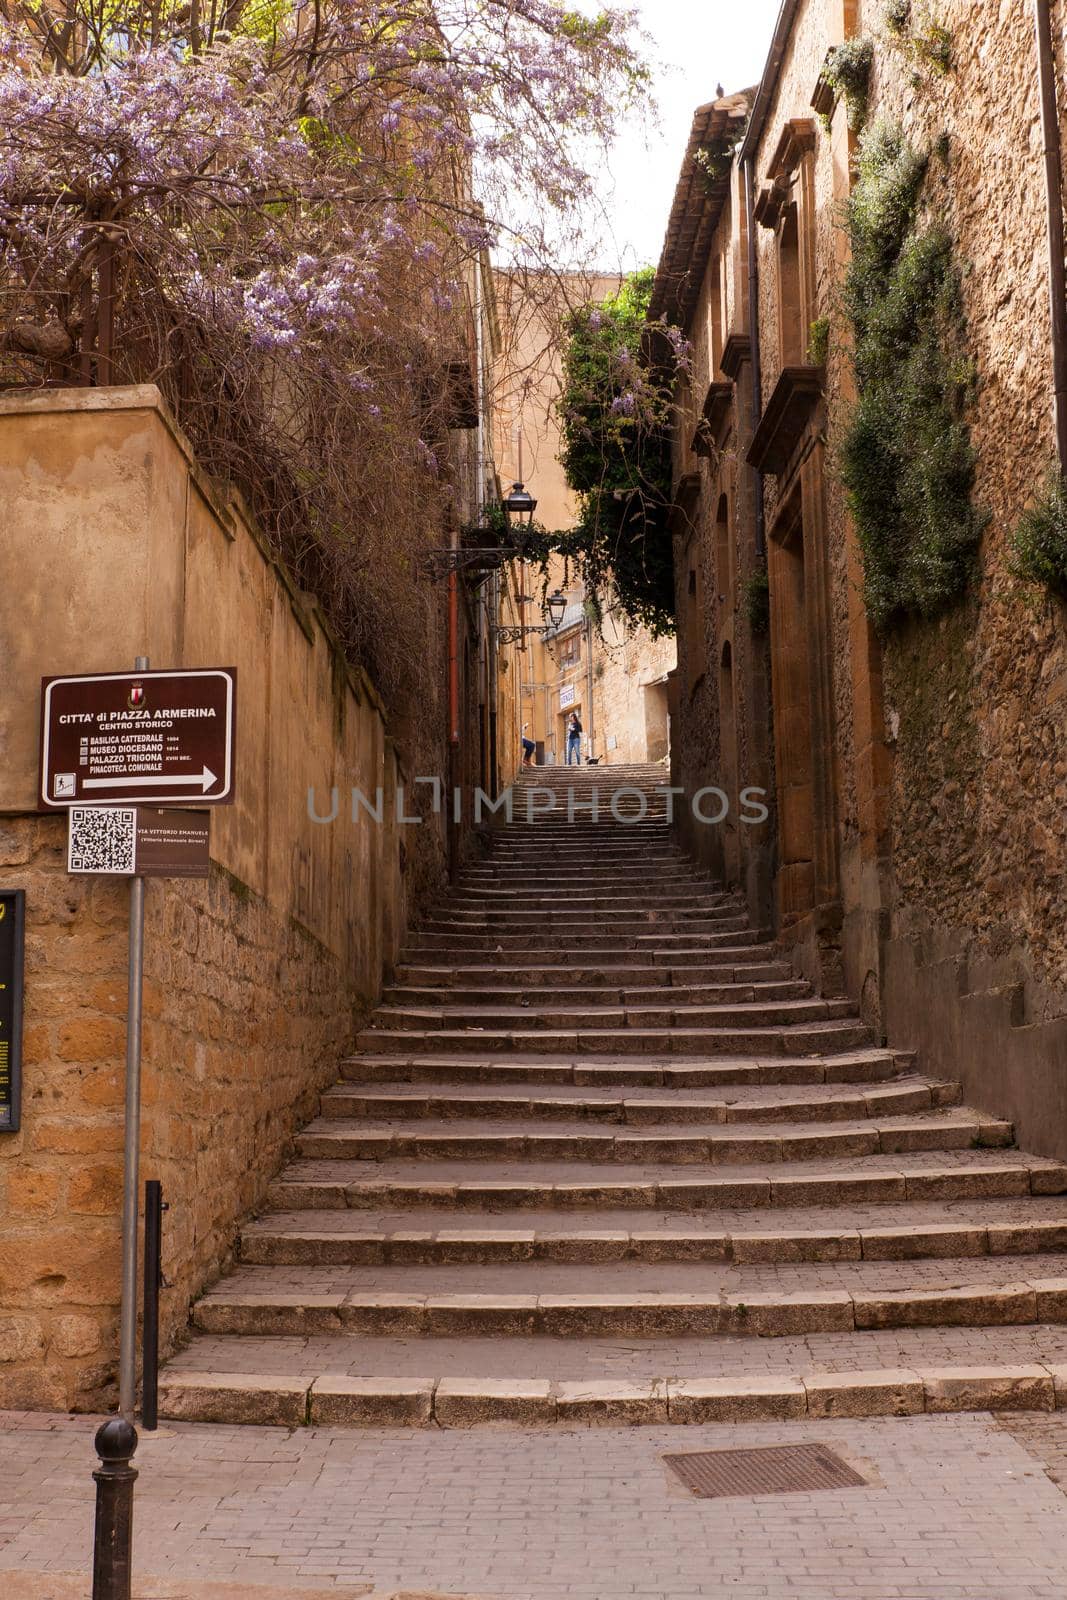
655,1,1067,1160
0,386,423,1410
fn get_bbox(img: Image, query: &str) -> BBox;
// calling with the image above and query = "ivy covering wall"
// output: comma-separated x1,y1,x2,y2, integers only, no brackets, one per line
841,121,984,630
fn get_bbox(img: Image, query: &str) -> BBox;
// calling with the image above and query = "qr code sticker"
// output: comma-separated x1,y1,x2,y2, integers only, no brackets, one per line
68,807,137,875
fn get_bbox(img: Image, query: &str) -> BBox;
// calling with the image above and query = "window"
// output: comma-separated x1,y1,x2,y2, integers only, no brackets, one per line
715,494,733,605
558,631,582,667
778,203,804,367
686,562,705,691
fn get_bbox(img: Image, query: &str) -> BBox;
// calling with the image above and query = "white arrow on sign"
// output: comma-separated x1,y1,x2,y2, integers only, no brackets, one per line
83,766,218,793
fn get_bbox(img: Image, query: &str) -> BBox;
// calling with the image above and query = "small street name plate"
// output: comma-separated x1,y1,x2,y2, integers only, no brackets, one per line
0,890,25,1133
68,807,211,878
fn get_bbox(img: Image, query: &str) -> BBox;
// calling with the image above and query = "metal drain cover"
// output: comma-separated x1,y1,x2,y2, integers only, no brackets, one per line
663,1442,868,1500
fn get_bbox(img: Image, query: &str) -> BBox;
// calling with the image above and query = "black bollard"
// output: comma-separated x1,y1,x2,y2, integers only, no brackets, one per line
92,1417,138,1600
142,1180,164,1430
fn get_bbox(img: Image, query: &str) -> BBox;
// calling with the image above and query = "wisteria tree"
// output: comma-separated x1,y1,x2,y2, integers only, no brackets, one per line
0,0,650,708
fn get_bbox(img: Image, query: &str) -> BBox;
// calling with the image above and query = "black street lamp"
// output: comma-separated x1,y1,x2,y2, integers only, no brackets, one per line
493,588,570,646
503,481,538,529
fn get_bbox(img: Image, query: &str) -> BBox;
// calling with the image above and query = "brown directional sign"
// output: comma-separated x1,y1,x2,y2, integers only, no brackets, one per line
40,668,236,809
0,890,25,1133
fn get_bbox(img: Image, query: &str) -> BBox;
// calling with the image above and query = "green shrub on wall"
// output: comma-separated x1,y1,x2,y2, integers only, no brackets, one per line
807,316,830,367
841,121,984,631
742,568,770,636
1010,469,1067,597
820,37,875,133
884,0,910,34
884,1,954,81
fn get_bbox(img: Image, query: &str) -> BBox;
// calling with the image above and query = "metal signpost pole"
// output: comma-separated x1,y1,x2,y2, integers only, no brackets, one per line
118,655,149,1422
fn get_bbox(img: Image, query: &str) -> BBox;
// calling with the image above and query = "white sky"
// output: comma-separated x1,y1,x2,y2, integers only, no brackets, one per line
593,0,782,271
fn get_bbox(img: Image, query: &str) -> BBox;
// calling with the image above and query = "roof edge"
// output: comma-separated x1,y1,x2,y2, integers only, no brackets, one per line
739,0,803,164
648,89,753,329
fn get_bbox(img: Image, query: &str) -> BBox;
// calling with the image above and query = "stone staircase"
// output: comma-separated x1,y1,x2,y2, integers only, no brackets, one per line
161,764,1067,1428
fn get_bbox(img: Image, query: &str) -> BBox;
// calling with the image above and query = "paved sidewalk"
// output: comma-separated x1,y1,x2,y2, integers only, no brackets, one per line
6,1411,1067,1597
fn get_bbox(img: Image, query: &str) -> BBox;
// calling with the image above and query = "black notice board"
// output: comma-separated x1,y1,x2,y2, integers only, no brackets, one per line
0,891,25,1132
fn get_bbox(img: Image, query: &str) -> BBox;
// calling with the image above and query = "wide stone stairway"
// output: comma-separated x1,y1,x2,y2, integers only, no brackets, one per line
161,764,1067,1428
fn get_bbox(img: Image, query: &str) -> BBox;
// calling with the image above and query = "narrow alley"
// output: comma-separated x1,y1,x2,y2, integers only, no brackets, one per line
159,767,1067,1429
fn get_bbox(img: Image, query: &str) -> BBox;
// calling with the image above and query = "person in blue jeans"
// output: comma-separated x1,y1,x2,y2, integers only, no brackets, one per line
566,711,583,765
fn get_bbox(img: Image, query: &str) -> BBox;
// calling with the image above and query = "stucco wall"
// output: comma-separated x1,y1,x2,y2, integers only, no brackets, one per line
0,386,417,1408
593,619,674,767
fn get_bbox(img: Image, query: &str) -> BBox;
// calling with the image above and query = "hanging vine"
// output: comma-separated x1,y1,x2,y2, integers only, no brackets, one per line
531,267,684,635
840,120,984,630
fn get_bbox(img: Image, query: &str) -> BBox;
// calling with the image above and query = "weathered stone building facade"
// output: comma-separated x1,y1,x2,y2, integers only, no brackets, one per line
658,2,1067,1157
492,273,676,776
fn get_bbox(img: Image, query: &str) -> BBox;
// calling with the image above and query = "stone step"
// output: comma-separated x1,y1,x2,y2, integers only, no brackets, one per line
397,947,780,971
393,961,796,987
446,899,727,913
382,981,812,1009
527,776,672,782
414,915,752,937
415,915,742,934
189,1255,1067,1340
478,844,679,858
339,1048,914,1087
268,1150,1067,1212
351,1020,876,1057
447,883,729,896
367,999,854,1033
406,925,759,950
456,868,722,883
294,1112,1011,1164
158,1346,1067,1429
441,905,735,922
320,1077,956,1126
506,801,675,809
240,1197,1067,1267
503,814,677,823
482,829,680,841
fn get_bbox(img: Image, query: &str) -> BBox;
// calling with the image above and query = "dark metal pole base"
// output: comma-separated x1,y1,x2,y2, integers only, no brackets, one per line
92,1418,138,1600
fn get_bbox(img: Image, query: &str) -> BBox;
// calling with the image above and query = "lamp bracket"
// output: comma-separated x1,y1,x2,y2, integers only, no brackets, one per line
492,623,555,646
420,547,511,580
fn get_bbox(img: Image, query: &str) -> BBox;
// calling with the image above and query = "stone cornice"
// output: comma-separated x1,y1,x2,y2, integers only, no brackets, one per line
756,118,817,229
720,332,751,380
767,117,817,180
669,471,703,534
746,365,825,476
810,51,837,120
702,380,735,439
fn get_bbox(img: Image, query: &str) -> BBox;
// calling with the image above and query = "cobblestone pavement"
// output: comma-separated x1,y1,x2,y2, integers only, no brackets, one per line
6,1409,1067,1598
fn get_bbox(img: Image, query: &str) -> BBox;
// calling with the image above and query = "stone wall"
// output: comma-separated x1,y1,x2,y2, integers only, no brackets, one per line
0,386,421,1408
856,0,1067,1152
658,0,1067,1154
664,158,777,911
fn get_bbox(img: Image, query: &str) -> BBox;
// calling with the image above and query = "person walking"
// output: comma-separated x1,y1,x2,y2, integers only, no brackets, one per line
566,710,583,766
521,722,536,769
